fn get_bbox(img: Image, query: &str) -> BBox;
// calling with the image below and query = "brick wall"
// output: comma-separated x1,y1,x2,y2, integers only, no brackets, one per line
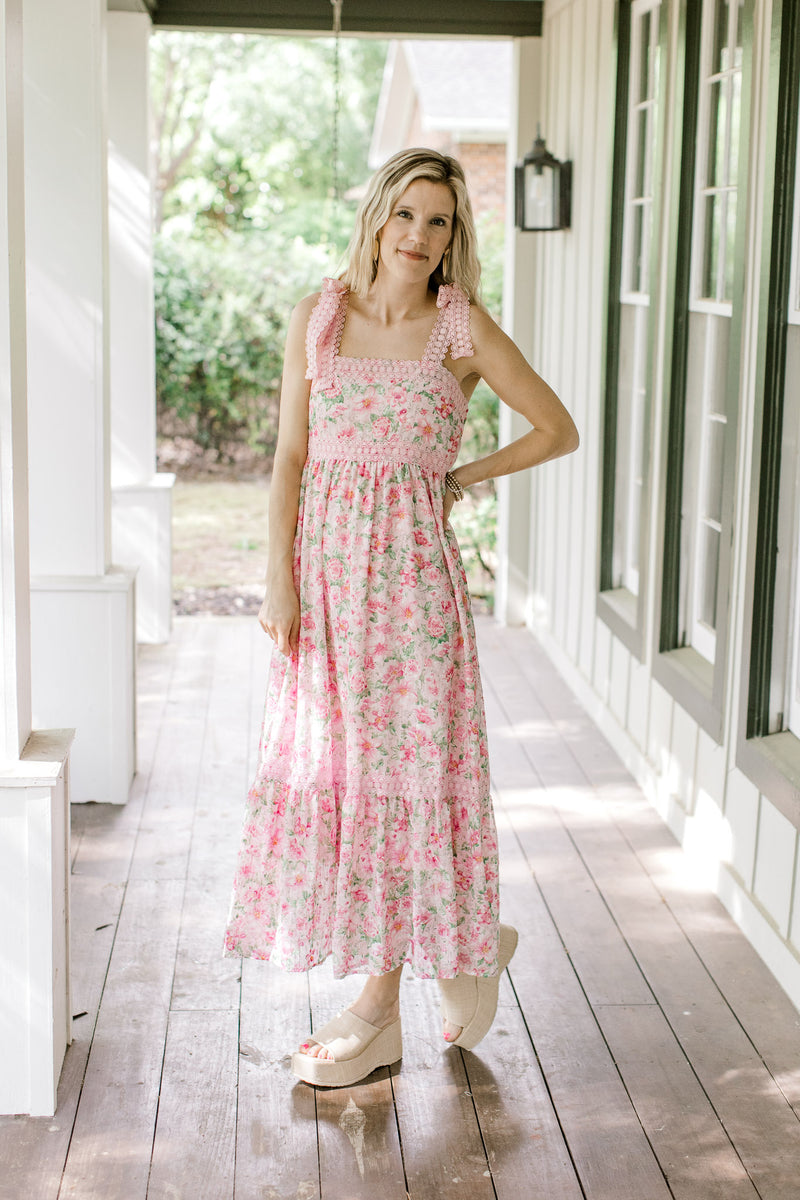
456,142,507,222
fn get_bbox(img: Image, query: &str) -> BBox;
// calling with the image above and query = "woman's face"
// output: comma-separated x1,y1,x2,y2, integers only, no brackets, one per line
376,178,455,284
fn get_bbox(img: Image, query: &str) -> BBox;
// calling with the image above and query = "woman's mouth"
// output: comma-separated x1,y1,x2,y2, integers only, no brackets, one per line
399,249,427,261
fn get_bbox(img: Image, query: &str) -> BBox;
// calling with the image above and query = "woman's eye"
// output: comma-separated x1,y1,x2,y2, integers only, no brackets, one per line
397,209,412,218
431,218,446,226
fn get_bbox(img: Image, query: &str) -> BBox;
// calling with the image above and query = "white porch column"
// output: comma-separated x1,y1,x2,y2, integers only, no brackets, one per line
496,37,541,625
0,0,73,1118
108,11,174,645
23,0,136,804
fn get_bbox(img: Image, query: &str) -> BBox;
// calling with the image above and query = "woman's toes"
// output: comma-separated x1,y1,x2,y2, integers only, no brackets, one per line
443,1019,462,1043
299,1042,333,1060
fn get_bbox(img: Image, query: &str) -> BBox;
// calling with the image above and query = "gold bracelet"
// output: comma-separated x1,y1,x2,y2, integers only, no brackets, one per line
444,471,465,502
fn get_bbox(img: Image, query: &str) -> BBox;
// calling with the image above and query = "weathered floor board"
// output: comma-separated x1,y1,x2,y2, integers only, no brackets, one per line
2,615,800,1200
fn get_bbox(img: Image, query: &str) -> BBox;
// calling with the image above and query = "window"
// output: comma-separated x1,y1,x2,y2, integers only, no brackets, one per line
738,0,800,817
678,0,743,665
772,104,800,738
600,0,662,635
613,0,661,597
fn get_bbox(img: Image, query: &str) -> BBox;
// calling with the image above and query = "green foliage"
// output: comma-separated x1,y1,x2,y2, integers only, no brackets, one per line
152,32,386,253
152,31,387,457
154,229,332,457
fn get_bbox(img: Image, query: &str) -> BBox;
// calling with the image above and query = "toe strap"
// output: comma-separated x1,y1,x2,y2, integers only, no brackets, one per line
437,974,479,1026
307,1010,384,1064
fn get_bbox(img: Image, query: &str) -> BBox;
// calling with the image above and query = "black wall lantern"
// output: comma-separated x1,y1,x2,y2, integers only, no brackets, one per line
515,127,572,231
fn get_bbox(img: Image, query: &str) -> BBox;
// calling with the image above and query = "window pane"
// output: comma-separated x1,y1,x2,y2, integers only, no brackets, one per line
706,79,726,188
724,189,737,301
734,0,744,68
712,0,730,73
700,524,720,628
651,22,661,101
729,70,742,186
634,109,648,198
639,10,652,102
612,304,649,593
703,416,726,524
702,194,723,300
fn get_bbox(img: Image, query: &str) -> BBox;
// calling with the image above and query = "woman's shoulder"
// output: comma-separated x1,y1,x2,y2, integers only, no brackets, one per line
292,291,322,322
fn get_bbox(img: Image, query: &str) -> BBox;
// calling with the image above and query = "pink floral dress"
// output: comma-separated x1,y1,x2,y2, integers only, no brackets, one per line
223,277,500,979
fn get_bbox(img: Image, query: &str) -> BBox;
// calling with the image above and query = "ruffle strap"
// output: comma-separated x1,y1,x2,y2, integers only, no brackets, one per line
432,283,474,362
305,277,348,390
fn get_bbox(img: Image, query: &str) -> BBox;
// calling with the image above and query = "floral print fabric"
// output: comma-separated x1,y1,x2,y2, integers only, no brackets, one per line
224,279,500,979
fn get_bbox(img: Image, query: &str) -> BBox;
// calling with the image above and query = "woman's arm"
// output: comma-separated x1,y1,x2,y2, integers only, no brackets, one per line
444,306,579,520
258,293,317,656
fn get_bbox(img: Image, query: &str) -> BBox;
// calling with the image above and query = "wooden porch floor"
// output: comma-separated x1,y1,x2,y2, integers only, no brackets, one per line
3,616,800,1199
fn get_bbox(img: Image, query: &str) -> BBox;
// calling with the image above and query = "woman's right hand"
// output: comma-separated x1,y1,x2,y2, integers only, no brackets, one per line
259,572,301,657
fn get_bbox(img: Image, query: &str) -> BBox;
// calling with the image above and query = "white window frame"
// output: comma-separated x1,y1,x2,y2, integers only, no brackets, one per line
677,0,744,664
620,0,661,307
689,0,744,318
612,0,661,597
784,103,800,734
788,106,800,326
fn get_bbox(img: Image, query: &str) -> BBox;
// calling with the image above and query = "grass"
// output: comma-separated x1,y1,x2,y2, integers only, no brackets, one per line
172,479,270,591
171,476,495,610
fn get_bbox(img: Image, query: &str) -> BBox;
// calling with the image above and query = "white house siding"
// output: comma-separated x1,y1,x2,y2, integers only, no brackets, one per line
510,0,800,1010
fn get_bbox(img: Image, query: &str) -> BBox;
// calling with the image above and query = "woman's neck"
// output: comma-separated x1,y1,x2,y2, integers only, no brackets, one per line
365,273,436,325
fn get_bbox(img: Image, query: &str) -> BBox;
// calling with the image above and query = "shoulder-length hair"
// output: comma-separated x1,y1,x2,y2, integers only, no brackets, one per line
341,148,482,303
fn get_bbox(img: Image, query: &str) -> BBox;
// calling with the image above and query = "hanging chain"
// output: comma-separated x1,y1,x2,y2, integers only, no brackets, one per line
331,0,343,209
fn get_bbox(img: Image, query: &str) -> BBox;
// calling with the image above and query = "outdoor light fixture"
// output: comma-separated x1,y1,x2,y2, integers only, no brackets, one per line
514,127,572,231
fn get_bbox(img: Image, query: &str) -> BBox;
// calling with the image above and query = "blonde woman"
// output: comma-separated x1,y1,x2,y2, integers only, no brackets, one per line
224,148,578,1087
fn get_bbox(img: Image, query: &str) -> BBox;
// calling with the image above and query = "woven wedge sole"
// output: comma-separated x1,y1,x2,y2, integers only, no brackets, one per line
438,923,519,1051
291,1010,402,1088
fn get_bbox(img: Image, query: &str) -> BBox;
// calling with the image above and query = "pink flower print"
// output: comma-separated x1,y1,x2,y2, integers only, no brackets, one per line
351,672,368,694
427,613,446,638
328,558,345,583
390,387,405,403
415,706,434,725
359,394,375,410
301,611,316,630
373,415,392,439
399,568,418,589
413,530,431,546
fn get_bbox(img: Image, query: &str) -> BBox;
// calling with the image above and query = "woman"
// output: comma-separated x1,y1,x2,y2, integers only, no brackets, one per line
224,148,578,1088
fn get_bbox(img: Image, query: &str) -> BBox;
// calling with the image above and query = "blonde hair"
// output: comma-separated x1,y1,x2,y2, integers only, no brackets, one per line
341,148,482,303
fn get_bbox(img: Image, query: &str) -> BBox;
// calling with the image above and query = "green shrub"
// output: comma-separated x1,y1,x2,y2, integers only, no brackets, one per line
154,228,334,458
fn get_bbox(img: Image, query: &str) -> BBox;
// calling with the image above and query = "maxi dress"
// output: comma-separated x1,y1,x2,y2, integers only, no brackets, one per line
223,277,500,980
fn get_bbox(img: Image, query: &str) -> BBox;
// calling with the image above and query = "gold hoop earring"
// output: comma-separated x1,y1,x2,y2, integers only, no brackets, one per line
372,237,380,276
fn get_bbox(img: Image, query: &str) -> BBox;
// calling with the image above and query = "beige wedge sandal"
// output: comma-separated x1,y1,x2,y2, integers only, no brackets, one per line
437,923,519,1051
291,1008,403,1087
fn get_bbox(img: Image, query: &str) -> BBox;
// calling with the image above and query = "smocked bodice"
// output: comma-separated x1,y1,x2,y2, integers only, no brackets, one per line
304,277,474,474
